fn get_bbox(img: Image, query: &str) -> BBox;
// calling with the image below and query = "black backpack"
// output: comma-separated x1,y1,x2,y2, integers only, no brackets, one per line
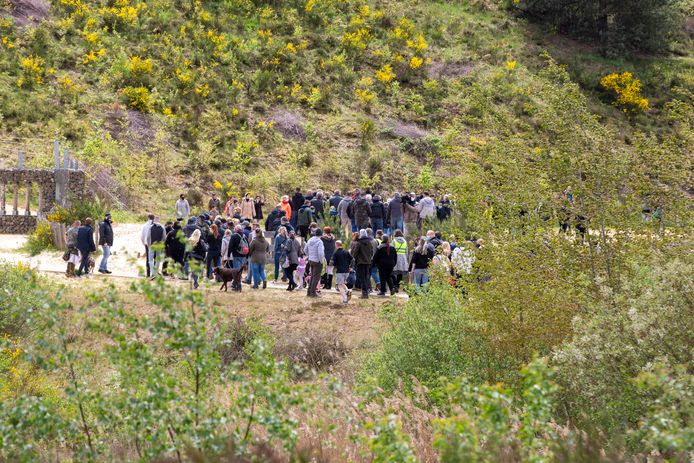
150,224,165,243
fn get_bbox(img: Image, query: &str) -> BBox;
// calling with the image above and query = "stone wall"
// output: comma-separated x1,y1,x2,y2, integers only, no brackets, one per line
0,215,37,234
0,168,86,234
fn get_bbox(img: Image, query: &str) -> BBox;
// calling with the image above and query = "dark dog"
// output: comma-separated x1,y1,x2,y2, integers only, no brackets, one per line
213,265,246,292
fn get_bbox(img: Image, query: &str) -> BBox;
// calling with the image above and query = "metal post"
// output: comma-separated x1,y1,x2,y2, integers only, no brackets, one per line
54,140,60,170
12,183,19,215
18,149,24,169
0,183,5,215
24,183,31,216
63,148,69,169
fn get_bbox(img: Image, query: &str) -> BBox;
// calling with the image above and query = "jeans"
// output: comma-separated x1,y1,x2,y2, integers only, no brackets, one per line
413,268,429,292
390,217,404,234
356,264,371,296
77,249,90,276
190,259,203,288
144,245,151,277
206,253,221,279
351,221,358,233
370,218,384,232
250,262,266,287
307,261,323,296
232,256,247,270
370,265,381,286
274,252,282,281
99,244,110,271
148,248,162,276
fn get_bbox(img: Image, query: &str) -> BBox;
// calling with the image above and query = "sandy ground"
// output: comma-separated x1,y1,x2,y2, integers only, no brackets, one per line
0,223,145,277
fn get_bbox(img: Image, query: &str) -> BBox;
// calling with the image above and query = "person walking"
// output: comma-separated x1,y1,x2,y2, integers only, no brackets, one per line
330,240,353,304
97,213,113,274
254,195,265,220
329,190,343,210
369,195,386,232
410,236,434,293
283,231,301,291
337,194,353,235
304,228,325,297
220,228,232,269
65,220,81,277
205,223,223,279
165,221,186,275
208,193,221,212
350,229,375,299
352,193,372,231
387,193,404,234
311,190,326,221
76,218,96,277
175,194,190,221
273,226,288,283
147,217,166,278
140,214,155,277
296,200,314,240
290,188,304,227
392,230,409,292
320,226,336,290
240,193,255,221
227,225,250,274
417,192,436,223
248,229,269,289
187,229,208,289
372,235,397,296
279,195,292,224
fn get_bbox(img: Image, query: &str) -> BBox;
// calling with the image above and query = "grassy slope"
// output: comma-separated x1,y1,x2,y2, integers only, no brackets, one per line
0,0,691,213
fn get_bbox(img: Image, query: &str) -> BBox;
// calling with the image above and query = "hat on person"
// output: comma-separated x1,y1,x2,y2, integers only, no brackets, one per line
105,212,111,218
359,229,368,239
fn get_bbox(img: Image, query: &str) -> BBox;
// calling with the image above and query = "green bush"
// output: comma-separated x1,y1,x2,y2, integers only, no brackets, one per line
23,221,54,256
0,262,47,337
359,275,488,399
552,257,694,446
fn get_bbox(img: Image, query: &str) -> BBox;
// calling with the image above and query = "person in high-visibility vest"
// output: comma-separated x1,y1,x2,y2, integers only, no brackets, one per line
392,229,409,292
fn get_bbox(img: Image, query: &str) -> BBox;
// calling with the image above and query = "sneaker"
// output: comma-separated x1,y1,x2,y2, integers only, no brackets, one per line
342,300,348,305
104,269,112,274
252,286,259,289
262,281,267,289
377,292,387,297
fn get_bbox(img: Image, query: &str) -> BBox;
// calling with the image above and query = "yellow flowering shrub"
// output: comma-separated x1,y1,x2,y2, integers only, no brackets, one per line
356,88,376,107
375,64,395,84
122,85,150,111
506,60,517,71
17,55,45,87
342,28,371,50
127,55,153,77
82,31,98,44
600,72,649,112
195,83,210,97
409,56,423,70
2,36,15,49
82,48,106,64
406,33,427,52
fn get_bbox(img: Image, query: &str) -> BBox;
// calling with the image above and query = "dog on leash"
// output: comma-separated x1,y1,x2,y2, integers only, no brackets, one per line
213,264,246,292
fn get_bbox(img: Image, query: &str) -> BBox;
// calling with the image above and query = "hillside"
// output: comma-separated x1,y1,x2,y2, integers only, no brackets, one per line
0,0,692,215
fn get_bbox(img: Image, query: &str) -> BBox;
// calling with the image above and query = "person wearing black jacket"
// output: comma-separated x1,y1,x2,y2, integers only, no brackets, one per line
97,213,113,274
372,235,397,296
369,195,386,232
330,240,353,304
290,188,305,227
205,223,223,279
165,222,186,274
76,218,97,277
265,205,282,231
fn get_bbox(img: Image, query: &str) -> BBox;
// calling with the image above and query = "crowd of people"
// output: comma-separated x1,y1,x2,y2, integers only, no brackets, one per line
63,187,476,302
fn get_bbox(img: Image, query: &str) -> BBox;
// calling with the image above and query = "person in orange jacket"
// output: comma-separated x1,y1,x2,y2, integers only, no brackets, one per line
280,195,292,221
